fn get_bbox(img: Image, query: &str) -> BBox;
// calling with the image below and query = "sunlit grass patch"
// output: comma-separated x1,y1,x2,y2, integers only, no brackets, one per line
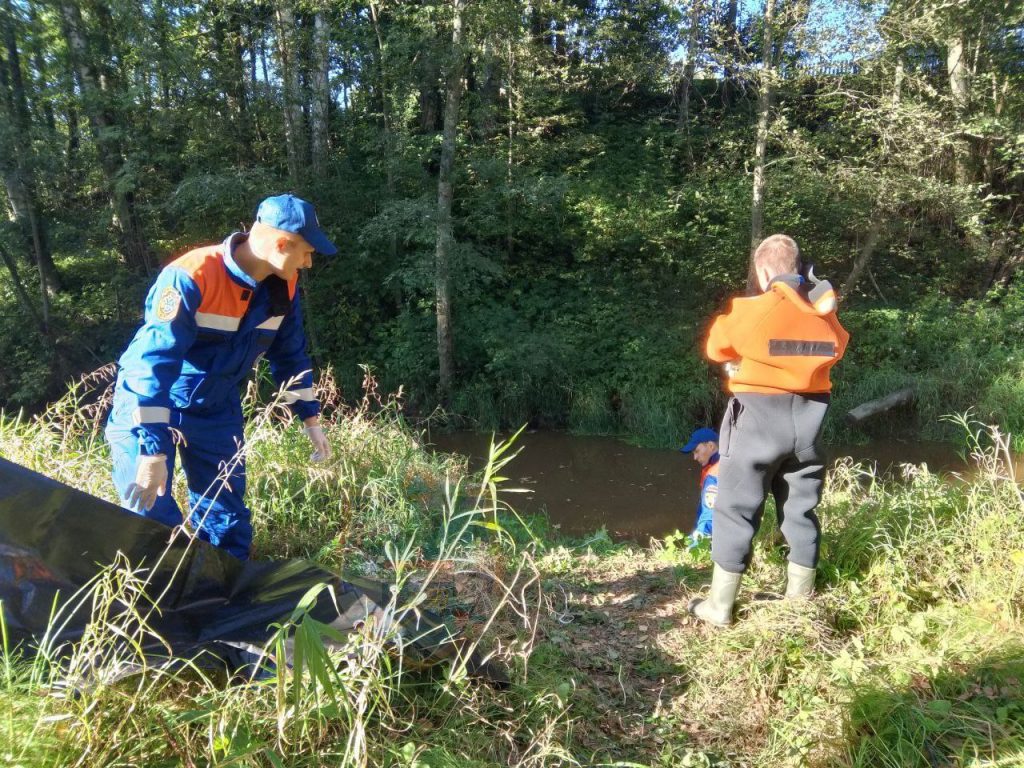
0,372,570,767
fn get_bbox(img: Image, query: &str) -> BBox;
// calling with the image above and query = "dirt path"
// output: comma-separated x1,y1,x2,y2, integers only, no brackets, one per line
539,548,709,762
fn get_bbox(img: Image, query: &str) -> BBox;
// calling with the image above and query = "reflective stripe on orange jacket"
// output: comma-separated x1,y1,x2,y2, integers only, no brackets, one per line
706,276,849,395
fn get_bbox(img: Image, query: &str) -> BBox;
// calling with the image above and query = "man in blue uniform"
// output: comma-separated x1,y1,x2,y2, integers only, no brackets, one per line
105,194,336,560
680,427,719,546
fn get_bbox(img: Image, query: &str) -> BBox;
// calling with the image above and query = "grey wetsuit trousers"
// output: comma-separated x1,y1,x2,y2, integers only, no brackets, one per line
711,392,829,574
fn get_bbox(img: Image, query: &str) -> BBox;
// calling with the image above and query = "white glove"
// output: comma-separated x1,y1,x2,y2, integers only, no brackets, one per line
126,454,168,512
303,424,332,463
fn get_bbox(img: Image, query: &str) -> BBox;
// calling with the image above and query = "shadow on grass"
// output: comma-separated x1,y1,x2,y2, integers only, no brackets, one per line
532,558,708,762
843,646,1024,768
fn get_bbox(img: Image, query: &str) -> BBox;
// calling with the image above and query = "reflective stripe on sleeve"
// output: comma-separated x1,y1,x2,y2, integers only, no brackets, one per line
256,316,284,331
195,312,241,332
132,406,171,425
281,387,316,404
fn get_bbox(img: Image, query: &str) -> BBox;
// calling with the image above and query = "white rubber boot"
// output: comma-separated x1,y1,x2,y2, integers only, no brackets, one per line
688,565,742,627
784,562,816,599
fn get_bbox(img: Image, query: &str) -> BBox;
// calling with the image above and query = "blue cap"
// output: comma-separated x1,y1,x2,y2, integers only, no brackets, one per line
680,427,719,453
255,194,338,256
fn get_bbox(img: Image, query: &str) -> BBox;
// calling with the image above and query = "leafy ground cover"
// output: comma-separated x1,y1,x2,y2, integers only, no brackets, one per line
1,377,1022,767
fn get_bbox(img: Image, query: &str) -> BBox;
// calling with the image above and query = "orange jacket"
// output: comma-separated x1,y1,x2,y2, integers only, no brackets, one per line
706,276,848,395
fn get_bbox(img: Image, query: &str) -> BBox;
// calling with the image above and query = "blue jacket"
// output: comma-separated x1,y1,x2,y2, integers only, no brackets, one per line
114,233,320,456
693,455,719,536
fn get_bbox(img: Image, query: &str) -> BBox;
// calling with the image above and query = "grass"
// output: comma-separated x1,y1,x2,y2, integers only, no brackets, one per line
529,419,1024,767
0,370,565,767
1,373,1023,766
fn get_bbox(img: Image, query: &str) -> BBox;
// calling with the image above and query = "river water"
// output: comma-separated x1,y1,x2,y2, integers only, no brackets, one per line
429,430,970,542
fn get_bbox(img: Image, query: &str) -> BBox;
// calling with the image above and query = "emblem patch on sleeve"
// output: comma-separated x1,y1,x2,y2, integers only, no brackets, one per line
155,286,182,321
704,485,718,509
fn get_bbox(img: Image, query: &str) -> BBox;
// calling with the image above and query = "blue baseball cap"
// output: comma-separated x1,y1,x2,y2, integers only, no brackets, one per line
255,194,338,256
680,427,719,453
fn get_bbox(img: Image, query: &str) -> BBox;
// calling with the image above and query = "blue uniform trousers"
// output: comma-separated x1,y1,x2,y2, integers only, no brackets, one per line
105,393,253,560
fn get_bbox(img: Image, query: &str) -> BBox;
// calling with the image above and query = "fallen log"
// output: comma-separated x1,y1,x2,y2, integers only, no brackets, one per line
845,387,916,426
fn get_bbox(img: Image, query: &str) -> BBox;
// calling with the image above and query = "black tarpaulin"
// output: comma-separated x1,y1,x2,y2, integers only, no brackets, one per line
0,457,479,674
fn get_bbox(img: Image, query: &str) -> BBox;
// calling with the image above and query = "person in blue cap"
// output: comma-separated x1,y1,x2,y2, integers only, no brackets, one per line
680,427,720,546
104,194,337,560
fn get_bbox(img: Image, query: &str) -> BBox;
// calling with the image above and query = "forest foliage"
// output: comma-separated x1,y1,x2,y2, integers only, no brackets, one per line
0,0,1022,443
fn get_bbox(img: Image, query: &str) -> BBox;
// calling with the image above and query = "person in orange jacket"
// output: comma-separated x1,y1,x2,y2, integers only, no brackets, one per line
688,234,849,627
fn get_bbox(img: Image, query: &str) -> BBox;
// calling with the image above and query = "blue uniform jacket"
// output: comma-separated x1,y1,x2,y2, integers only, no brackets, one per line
114,233,319,457
693,455,719,537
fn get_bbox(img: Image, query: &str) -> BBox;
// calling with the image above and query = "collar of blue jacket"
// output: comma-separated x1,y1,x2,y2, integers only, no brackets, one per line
222,232,257,289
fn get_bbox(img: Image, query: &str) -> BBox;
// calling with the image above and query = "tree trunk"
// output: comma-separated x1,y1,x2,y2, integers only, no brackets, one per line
747,0,776,293
676,0,702,137
231,18,251,162
720,0,738,108
248,21,258,86
945,33,997,271
0,241,46,334
506,39,516,261
840,219,882,301
417,4,443,135
59,1,151,272
64,65,81,201
130,0,152,115
309,12,330,176
947,35,974,185
1,0,61,294
259,32,270,86
552,20,567,61
274,1,305,188
27,2,55,133
475,39,500,138
892,59,904,110
2,167,56,318
435,0,467,404
947,36,970,110
841,59,901,302
368,2,397,263
216,2,252,164
418,53,442,132
245,20,268,160
154,0,172,108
